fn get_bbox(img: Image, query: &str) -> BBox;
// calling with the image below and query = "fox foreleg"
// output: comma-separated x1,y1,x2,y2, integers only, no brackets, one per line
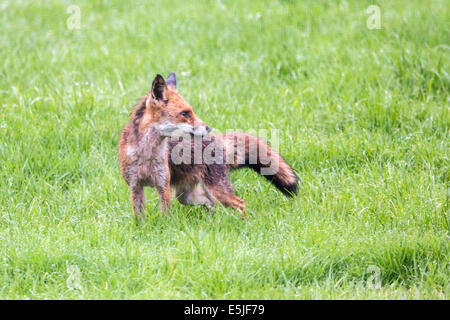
157,186,172,217
131,185,146,223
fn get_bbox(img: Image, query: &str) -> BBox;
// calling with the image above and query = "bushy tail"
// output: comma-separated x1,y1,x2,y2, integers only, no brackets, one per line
218,132,298,197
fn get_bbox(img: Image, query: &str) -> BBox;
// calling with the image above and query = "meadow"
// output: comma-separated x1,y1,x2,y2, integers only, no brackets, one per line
0,0,448,299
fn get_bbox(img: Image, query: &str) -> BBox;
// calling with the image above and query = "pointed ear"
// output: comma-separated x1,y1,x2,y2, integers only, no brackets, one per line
151,74,168,102
166,72,177,90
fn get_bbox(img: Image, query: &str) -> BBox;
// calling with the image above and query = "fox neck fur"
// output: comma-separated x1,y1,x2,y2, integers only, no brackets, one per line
126,124,170,191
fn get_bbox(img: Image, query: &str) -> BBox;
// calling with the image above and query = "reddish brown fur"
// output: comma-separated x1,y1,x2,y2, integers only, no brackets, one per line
119,73,298,222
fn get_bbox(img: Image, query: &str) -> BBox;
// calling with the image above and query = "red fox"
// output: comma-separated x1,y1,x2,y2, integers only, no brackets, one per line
119,73,298,222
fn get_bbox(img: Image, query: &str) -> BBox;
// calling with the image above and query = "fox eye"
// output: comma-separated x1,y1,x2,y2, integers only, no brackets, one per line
180,111,191,118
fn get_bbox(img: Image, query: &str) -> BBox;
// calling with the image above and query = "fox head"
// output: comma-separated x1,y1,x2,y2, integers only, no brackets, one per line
139,73,211,137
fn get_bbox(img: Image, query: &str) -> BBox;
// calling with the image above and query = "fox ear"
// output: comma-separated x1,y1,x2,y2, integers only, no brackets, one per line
166,72,177,90
151,74,168,102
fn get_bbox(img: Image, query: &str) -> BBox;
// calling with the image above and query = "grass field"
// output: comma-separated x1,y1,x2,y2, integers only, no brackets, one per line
0,0,448,299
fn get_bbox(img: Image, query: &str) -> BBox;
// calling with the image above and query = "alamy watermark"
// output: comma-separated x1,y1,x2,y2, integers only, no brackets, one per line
66,265,83,291
167,128,281,175
66,5,81,30
366,5,381,30
366,265,381,289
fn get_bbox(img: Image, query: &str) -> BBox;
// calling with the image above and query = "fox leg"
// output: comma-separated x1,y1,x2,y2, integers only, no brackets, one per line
156,186,172,217
176,184,215,211
203,181,247,220
131,185,146,223
152,162,172,217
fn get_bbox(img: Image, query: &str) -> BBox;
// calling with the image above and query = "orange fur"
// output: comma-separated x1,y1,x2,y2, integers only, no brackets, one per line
119,73,297,222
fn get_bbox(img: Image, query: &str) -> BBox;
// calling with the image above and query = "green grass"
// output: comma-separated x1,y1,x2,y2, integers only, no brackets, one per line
0,0,448,299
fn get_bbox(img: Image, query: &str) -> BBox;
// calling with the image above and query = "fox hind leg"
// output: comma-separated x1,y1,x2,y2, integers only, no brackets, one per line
203,180,247,220
176,184,215,212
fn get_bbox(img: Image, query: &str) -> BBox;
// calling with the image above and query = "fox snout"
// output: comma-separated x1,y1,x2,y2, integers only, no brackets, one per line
158,121,211,137
193,121,212,136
